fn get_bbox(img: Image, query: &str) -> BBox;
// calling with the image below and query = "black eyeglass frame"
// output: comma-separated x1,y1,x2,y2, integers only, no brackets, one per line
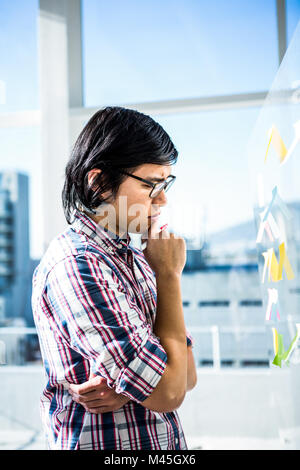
117,170,176,198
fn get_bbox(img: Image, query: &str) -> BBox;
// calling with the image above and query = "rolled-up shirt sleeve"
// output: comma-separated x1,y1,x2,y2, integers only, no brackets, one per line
45,252,168,404
186,330,194,348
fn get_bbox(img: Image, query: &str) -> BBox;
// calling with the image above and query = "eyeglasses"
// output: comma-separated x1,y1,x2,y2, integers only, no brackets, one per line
118,170,176,198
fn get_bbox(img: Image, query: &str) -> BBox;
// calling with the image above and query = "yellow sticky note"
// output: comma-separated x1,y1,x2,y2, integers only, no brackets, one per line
265,125,288,163
272,327,279,355
262,243,295,283
277,242,295,281
262,248,279,282
265,127,274,163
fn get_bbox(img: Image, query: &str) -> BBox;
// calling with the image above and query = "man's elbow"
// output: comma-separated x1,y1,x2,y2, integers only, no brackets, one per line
162,389,187,412
187,371,198,391
156,392,186,413
142,388,187,413
193,374,198,388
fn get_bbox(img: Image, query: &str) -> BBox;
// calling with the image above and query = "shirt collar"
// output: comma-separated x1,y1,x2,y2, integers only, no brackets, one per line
71,209,131,255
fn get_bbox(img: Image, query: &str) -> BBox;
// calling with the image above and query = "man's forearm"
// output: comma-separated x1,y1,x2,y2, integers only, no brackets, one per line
186,345,197,391
153,272,187,402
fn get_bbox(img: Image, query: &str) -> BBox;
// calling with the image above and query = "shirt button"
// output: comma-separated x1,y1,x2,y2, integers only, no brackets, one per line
175,437,179,445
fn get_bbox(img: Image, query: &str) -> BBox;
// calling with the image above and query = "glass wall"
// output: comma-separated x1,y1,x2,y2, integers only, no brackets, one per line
287,0,300,45
247,23,300,446
0,0,39,112
82,0,278,106
0,0,43,450
154,108,270,367
1,0,300,451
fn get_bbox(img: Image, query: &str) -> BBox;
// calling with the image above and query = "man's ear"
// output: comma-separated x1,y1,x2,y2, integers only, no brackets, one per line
87,169,102,189
87,168,113,202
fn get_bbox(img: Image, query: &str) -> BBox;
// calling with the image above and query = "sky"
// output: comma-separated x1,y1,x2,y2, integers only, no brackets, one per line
0,0,300,259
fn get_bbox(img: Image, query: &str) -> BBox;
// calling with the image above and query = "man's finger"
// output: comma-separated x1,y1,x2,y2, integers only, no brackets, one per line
70,390,107,403
89,371,98,380
69,376,108,395
88,406,110,414
141,219,163,245
81,398,109,408
149,219,162,238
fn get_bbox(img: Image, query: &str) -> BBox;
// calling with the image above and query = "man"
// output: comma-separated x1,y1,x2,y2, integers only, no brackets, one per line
32,106,197,450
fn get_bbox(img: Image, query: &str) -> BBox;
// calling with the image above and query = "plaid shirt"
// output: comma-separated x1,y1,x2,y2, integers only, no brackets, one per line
32,210,193,450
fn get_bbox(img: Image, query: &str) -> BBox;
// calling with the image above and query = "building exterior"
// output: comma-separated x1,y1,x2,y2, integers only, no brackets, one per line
0,171,33,327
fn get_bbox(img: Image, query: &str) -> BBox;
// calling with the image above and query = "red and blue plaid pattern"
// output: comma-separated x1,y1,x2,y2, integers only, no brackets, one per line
32,210,193,450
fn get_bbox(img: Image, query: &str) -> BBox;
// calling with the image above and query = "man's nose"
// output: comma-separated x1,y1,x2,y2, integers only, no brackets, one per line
152,189,168,207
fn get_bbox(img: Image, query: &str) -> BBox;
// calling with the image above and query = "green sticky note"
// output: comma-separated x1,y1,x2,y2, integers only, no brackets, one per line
272,354,282,367
272,330,299,367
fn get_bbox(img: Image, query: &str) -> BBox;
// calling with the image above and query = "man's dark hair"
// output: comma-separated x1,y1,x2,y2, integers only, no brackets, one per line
62,106,178,224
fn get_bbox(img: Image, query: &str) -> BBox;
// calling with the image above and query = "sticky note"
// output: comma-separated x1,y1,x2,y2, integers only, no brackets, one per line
265,222,274,241
283,323,300,362
272,335,285,367
262,187,277,222
262,249,280,282
264,128,274,163
263,186,292,222
267,212,281,239
262,242,295,283
265,125,288,163
277,242,295,280
256,209,280,244
272,324,300,367
272,328,284,366
272,327,279,355
265,288,280,321
280,120,300,166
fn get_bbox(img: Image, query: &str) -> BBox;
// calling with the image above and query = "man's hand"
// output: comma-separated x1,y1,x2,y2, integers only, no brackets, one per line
69,374,131,414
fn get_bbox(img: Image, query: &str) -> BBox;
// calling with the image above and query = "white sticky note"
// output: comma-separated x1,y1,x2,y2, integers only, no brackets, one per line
281,120,300,166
